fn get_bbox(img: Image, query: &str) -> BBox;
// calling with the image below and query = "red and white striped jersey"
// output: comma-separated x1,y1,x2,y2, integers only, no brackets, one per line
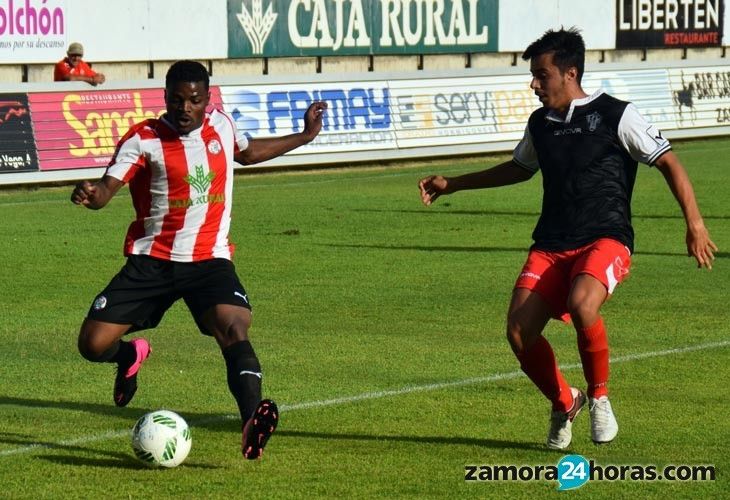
105,109,249,262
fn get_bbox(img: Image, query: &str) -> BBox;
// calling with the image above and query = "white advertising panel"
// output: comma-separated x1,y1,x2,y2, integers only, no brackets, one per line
582,69,678,131
0,0,69,63
0,0,228,64
667,66,730,128
4,61,730,185
499,0,616,52
388,74,531,149
220,81,397,155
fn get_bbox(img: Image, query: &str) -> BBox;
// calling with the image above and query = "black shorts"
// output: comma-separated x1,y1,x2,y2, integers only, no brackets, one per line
87,255,251,335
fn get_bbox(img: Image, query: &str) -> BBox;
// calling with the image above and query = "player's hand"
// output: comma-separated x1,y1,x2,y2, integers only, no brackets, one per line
302,101,328,142
71,180,97,206
686,223,718,269
419,175,451,206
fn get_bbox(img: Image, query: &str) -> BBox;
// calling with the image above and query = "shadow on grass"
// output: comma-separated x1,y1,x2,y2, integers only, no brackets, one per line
37,454,220,470
36,451,140,469
323,243,728,260
352,207,730,221
0,396,237,433
1,434,140,467
323,243,525,254
352,208,541,217
276,429,546,452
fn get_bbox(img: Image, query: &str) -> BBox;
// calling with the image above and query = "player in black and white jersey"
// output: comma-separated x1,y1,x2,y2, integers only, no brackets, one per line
419,28,717,450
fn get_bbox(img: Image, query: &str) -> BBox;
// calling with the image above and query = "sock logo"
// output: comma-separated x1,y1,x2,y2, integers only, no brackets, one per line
240,370,262,379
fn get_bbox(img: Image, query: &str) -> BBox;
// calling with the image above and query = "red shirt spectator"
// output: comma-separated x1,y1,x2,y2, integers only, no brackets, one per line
54,42,105,86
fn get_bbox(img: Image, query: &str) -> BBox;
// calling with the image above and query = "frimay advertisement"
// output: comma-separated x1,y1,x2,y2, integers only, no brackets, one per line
0,93,38,173
221,82,396,153
227,0,498,58
616,0,724,48
29,87,223,171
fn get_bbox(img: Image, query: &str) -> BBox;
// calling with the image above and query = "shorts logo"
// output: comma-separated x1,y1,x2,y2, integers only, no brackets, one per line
234,291,249,304
93,295,107,310
207,139,222,155
520,272,542,280
614,256,629,277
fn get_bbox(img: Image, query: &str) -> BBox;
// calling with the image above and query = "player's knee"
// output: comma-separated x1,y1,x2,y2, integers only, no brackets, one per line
506,316,526,354
77,332,111,362
566,298,599,327
217,318,250,347
78,340,102,362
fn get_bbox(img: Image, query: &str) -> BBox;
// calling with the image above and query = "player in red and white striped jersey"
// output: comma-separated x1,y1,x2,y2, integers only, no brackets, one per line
71,60,327,460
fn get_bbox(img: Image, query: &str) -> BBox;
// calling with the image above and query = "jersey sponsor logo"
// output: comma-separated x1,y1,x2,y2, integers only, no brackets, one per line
586,111,602,132
207,139,222,155
93,295,107,310
168,193,226,208
169,165,224,208
185,165,215,193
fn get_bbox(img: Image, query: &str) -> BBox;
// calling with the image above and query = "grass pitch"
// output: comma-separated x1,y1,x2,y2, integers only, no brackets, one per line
0,138,728,499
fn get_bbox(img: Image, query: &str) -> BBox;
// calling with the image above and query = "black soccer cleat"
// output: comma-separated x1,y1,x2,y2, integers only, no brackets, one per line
242,399,279,460
113,338,151,407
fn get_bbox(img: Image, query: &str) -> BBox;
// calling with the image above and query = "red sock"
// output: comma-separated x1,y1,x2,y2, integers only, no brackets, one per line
516,335,573,411
577,317,609,398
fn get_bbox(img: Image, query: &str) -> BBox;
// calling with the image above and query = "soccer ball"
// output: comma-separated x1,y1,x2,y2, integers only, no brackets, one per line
131,410,192,468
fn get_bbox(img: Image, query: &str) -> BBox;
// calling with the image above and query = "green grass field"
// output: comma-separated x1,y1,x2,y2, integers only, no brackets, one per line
0,138,728,499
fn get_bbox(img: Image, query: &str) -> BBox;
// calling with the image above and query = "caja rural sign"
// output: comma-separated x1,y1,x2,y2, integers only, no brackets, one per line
227,0,498,58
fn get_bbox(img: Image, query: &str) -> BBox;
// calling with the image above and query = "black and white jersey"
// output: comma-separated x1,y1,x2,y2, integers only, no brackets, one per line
512,90,671,253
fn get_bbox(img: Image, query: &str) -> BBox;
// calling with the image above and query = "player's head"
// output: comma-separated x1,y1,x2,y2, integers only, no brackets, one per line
522,27,585,112
164,60,211,134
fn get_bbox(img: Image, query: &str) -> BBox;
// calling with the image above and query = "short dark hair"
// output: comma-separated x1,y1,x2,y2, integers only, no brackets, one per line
522,27,585,83
165,60,209,90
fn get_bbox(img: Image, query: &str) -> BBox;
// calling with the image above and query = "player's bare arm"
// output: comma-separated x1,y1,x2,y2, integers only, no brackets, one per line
70,175,124,210
654,151,718,269
234,101,327,165
419,160,535,206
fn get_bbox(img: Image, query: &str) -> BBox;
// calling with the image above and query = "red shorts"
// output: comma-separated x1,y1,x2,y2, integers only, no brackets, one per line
513,238,631,322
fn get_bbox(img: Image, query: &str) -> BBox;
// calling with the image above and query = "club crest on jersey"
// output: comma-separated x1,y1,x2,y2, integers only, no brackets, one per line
586,112,602,132
207,139,222,155
93,295,107,310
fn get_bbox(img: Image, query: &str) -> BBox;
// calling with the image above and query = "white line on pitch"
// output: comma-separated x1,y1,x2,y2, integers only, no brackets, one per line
1,339,728,457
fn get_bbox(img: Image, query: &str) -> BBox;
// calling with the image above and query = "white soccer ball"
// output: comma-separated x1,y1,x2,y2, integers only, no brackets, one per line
131,410,192,468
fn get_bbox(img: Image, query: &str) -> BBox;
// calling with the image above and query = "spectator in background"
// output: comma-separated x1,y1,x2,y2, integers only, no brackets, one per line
54,42,106,86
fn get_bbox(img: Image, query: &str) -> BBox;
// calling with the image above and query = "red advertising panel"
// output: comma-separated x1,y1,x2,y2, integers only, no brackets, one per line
29,87,222,171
